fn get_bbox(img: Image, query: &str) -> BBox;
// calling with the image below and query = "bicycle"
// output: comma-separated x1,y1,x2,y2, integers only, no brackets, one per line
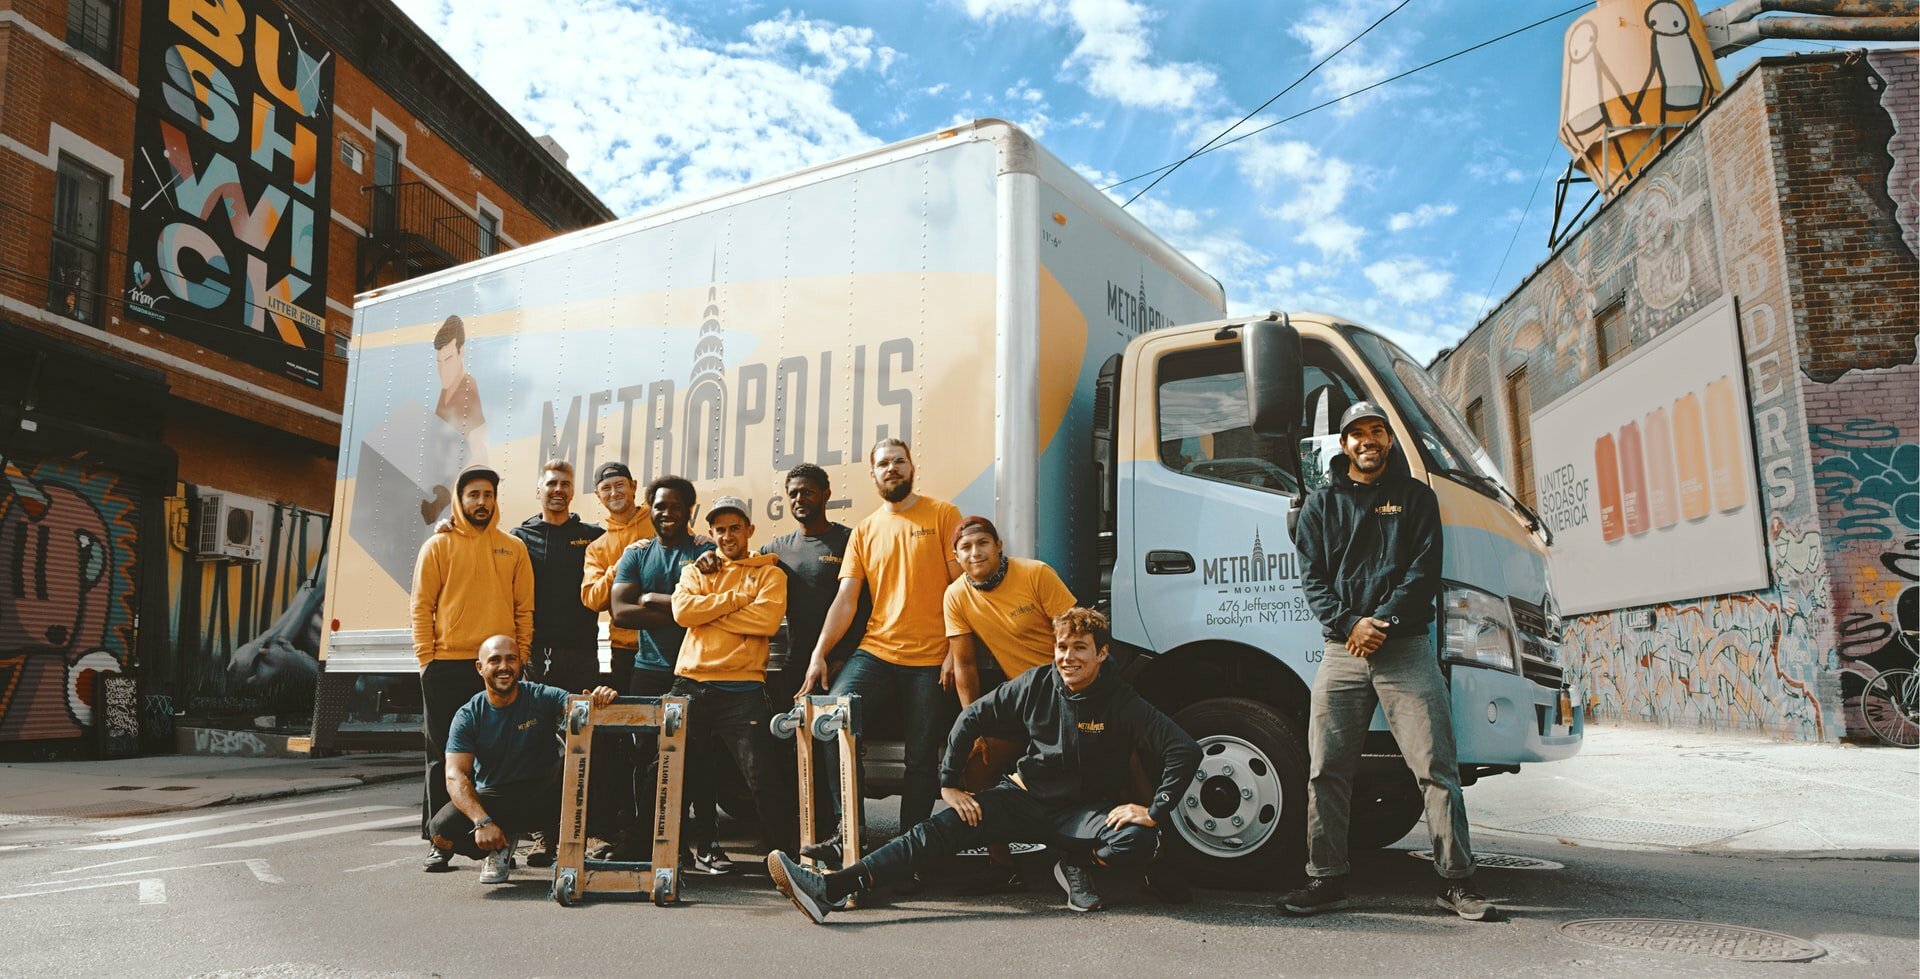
1860,629,1920,749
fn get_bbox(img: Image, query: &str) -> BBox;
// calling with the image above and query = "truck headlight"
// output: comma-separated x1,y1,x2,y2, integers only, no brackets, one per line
1440,583,1517,673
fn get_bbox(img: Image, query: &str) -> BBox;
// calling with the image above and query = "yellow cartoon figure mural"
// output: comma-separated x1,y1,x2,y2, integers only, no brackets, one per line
1560,0,1723,196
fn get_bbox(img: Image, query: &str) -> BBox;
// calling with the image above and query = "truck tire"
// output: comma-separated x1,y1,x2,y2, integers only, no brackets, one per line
1346,769,1424,850
1166,697,1308,890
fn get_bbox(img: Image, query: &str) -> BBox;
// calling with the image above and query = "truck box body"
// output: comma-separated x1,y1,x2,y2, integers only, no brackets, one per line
322,121,1224,669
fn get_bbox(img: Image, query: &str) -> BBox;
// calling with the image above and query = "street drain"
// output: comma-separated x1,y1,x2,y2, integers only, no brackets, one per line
1557,919,1825,962
1408,850,1562,870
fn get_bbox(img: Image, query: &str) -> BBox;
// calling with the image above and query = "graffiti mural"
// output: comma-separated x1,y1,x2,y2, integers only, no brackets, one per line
0,453,143,742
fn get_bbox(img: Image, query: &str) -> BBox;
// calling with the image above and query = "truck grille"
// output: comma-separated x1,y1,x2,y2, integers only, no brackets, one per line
1508,596,1550,638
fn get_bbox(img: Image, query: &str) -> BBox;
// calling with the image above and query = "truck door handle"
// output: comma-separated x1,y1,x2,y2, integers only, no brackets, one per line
1145,550,1195,575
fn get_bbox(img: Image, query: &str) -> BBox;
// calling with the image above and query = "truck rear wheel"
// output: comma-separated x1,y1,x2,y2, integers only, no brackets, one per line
1166,698,1308,889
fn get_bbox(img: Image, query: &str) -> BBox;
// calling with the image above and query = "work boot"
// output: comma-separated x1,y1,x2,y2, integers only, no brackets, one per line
526,836,557,869
1052,859,1103,912
422,845,454,873
478,846,512,884
1436,879,1495,921
766,850,834,924
1277,875,1350,916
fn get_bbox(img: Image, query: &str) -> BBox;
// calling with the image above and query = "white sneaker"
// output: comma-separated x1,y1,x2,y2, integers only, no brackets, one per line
479,847,512,884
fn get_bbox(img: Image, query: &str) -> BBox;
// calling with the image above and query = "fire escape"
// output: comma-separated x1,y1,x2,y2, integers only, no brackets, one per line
356,181,486,290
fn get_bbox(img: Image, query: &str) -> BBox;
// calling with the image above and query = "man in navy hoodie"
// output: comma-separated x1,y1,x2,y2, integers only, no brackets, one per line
1278,401,1491,921
509,459,604,695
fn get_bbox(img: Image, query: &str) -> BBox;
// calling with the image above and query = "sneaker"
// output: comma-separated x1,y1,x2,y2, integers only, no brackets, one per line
478,849,512,884
766,850,833,924
1436,880,1495,921
1052,860,1103,912
690,845,735,876
1277,876,1350,916
1143,866,1193,904
422,845,454,873
526,839,556,869
799,836,843,869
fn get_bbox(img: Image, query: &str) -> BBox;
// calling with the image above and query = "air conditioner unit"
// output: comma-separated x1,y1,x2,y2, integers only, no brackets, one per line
195,492,271,561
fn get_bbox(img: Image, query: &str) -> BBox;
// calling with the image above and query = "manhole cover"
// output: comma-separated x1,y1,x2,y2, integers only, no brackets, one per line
1513,814,1736,847
1557,919,1824,962
956,842,1046,858
1409,850,1562,870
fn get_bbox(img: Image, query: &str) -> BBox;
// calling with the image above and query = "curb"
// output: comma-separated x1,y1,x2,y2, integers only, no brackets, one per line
219,766,418,807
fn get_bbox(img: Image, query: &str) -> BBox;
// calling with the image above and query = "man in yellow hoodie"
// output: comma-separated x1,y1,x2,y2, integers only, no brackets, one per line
411,463,533,872
670,495,796,856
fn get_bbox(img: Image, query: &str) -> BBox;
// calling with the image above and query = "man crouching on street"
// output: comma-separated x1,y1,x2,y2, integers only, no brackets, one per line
430,635,617,884
766,608,1200,921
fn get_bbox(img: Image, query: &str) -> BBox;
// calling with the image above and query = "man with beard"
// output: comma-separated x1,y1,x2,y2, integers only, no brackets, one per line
670,496,796,857
431,635,619,885
609,476,719,867
760,464,869,706
1278,402,1492,921
767,608,1200,921
510,460,604,695
797,439,962,891
410,464,533,872
580,462,653,688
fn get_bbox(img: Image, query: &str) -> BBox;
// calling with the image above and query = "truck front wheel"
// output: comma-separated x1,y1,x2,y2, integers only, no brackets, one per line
1166,698,1308,889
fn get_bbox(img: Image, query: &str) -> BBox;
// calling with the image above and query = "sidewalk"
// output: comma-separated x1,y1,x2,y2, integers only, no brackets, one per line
0,752,417,824
1467,722,1920,858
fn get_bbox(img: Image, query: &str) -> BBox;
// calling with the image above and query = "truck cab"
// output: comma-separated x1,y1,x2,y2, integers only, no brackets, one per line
1094,311,1582,886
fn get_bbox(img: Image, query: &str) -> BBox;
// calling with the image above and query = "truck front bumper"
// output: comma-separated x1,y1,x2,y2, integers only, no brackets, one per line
1451,663,1583,765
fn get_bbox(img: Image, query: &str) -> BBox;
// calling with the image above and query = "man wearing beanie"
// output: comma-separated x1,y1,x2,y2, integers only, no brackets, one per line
411,463,533,872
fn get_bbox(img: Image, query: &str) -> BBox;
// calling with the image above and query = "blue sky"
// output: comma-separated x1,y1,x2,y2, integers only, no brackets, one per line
391,0,1845,360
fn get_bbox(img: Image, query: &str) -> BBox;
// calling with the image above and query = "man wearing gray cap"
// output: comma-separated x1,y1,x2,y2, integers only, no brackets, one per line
669,495,796,855
410,462,533,872
1279,402,1491,921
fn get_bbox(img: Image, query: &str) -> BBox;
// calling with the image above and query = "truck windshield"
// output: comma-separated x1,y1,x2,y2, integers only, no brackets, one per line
1343,327,1517,501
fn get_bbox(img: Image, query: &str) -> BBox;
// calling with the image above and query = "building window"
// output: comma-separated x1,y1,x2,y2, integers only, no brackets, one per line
1465,397,1486,450
1505,367,1535,508
332,330,351,358
48,155,109,325
371,132,401,234
1595,295,1627,369
66,0,119,67
477,210,499,256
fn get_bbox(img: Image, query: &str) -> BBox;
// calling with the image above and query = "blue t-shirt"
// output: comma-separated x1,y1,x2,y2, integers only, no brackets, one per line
445,682,571,790
613,535,715,672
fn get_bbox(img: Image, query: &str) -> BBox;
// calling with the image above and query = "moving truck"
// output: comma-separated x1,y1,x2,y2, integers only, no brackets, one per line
318,120,1581,885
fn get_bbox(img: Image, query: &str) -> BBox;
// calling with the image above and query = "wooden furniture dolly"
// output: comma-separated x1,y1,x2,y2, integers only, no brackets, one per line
769,694,863,903
551,694,689,907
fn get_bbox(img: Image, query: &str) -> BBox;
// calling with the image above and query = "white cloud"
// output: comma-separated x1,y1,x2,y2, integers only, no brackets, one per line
1364,257,1453,305
1387,202,1457,232
389,0,887,216
730,11,899,83
1234,138,1365,260
959,0,1219,111
1287,2,1411,114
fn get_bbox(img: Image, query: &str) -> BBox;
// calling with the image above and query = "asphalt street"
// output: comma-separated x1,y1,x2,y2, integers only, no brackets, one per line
0,780,1913,978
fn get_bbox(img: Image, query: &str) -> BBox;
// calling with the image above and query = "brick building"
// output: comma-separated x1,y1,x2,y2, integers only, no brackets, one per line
1429,50,1917,742
0,0,613,754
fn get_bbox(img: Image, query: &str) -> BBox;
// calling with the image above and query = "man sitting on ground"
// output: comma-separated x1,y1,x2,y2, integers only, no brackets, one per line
429,635,618,885
766,608,1200,921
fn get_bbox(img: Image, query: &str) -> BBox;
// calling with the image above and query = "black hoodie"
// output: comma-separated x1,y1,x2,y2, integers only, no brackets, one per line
1292,446,1443,642
938,663,1200,825
511,513,603,648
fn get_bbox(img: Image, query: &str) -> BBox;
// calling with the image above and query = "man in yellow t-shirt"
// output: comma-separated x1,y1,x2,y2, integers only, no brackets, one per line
798,438,961,887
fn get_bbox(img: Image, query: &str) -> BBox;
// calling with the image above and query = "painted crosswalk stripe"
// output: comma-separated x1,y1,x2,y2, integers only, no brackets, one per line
208,814,417,848
94,798,334,836
78,805,402,851
55,855,158,875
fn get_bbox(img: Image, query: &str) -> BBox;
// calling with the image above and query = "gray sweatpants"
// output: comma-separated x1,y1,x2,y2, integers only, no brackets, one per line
1305,633,1475,880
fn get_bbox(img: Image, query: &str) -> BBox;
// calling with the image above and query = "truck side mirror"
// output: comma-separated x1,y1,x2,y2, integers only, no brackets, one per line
1244,316,1303,439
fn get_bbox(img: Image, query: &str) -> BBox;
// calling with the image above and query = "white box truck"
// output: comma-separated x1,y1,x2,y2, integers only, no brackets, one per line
318,120,1581,885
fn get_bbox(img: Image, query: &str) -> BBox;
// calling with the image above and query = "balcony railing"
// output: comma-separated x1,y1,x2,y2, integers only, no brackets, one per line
356,181,486,289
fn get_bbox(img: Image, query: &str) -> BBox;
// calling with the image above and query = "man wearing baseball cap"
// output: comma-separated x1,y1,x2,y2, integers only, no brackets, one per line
1280,402,1491,920
579,461,654,687
411,463,534,872
669,495,796,856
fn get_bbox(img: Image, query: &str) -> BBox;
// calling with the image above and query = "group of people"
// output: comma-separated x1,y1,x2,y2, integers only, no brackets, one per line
407,403,1494,923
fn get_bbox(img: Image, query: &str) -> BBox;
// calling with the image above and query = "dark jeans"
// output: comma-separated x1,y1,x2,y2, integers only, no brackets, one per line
823,650,955,834
420,659,484,839
671,678,796,854
627,665,723,843
526,641,601,696
862,780,1158,888
427,772,560,859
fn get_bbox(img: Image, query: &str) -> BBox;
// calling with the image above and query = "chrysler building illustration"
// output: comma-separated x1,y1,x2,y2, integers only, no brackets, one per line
684,252,728,480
